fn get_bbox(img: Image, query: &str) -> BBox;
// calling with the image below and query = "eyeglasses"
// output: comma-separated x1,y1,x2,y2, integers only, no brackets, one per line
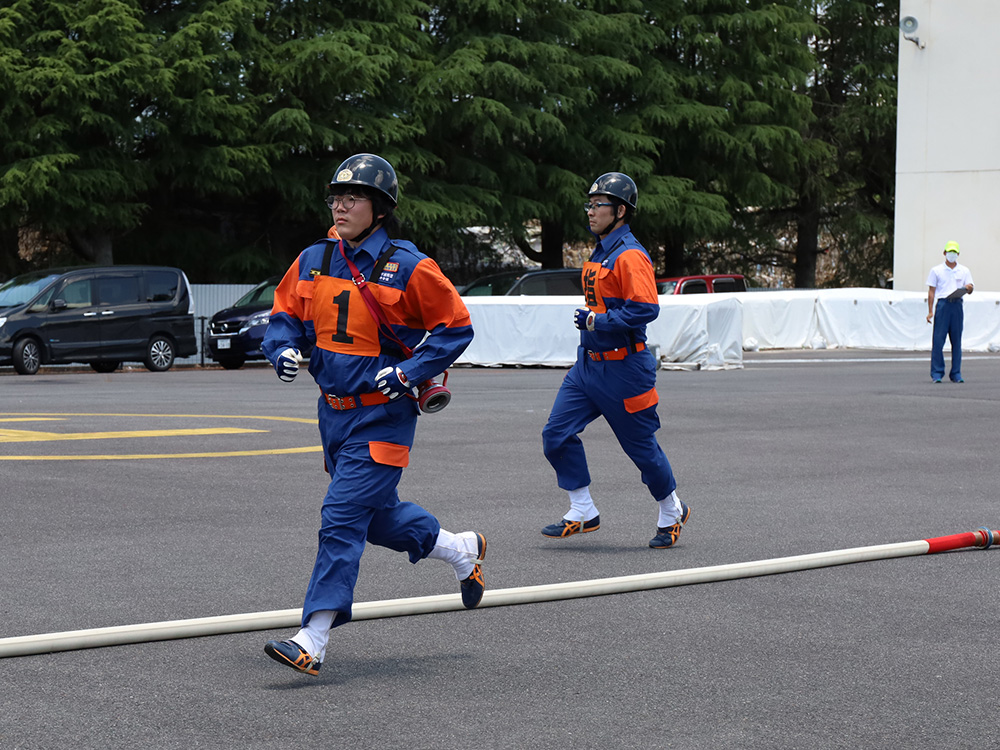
584,202,615,213
325,194,370,210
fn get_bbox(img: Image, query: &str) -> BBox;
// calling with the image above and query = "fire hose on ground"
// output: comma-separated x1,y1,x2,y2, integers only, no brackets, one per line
0,527,994,659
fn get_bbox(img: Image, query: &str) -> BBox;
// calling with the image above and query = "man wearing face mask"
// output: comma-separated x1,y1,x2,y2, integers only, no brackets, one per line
260,154,484,677
926,240,974,383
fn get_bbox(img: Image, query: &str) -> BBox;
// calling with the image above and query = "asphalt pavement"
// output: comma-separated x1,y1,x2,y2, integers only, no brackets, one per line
1,351,998,749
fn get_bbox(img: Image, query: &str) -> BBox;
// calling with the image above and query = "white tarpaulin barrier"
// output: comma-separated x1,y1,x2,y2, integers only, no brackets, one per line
458,295,744,370
181,286,1000,369
456,289,1000,370
739,289,1000,352
736,290,818,350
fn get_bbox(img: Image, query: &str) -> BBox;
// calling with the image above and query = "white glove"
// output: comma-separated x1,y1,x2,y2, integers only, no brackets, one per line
574,308,596,332
275,348,303,382
375,366,412,400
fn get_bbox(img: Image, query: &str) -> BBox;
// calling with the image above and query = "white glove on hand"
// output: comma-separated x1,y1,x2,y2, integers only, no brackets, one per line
275,348,302,382
574,308,596,332
375,366,411,400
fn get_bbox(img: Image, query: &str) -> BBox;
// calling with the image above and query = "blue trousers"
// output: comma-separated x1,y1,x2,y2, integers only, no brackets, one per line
301,398,439,629
542,347,677,502
931,299,964,381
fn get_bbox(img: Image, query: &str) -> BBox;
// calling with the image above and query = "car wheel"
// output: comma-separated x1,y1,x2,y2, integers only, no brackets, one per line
12,337,42,375
90,361,121,373
218,356,245,370
144,335,175,372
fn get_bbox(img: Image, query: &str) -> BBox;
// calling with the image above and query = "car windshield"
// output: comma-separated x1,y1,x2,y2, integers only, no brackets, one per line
0,272,62,308
512,272,582,296
234,279,278,307
461,271,523,296
657,280,678,295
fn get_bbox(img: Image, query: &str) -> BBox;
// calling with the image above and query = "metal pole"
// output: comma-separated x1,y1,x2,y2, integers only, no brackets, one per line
198,315,207,367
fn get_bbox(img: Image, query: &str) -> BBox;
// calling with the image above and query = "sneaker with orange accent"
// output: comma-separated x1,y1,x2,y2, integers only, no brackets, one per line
264,639,321,675
649,502,691,549
541,515,600,538
459,532,487,609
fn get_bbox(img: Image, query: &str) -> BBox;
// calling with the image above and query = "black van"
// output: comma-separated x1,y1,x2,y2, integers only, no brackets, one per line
0,266,197,375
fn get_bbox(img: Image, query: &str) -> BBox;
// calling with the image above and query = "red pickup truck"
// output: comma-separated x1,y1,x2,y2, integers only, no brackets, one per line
656,274,746,295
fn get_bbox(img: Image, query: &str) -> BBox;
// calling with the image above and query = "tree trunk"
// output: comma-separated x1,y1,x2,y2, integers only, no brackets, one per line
793,202,820,288
515,219,565,268
538,219,565,268
660,235,686,277
69,228,114,266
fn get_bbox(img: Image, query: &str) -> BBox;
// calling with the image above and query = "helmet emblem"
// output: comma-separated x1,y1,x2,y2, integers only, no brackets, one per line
589,182,598,192
336,168,353,182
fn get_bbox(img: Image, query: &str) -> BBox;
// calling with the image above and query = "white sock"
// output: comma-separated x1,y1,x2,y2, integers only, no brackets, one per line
426,529,480,580
564,486,599,522
291,609,334,662
657,491,682,528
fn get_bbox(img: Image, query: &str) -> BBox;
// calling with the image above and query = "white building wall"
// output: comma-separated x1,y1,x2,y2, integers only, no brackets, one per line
894,0,1000,292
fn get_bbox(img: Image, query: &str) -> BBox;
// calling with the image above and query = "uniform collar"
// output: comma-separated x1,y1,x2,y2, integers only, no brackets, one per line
343,226,390,263
595,223,630,255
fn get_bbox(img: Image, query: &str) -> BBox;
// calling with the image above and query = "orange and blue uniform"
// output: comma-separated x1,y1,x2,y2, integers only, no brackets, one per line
542,224,677,501
264,226,473,629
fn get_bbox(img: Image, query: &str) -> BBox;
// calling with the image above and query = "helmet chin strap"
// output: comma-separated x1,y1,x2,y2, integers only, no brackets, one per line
595,207,625,238
344,216,384,247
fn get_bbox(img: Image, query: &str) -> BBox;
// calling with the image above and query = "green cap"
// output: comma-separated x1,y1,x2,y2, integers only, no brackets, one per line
944,240,960,254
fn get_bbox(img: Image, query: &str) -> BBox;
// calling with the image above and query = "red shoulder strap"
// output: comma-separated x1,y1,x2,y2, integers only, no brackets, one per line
339,242,414,358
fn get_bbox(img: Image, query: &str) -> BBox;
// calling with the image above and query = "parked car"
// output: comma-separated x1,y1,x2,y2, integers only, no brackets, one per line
205,276,281,370
0,265,197,375
460,269,583,296
656,274,747,295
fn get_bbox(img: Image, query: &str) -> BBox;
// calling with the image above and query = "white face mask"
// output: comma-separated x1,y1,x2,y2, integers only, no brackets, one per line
946,252,959,263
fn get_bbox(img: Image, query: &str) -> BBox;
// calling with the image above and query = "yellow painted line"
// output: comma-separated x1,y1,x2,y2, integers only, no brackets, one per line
0,412,316,424
0,446,324,461
0,412,320,460
0,427,266,443
0,417,66,423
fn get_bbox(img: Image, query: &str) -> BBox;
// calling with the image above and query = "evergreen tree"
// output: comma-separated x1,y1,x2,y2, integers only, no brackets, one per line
241,0,430,271
636,0,817,279
807,0,897,288
0,0,163,265
414,0,819,279
0,0,897,288
738,0,897,288
412,0,605,270
121,0,279,281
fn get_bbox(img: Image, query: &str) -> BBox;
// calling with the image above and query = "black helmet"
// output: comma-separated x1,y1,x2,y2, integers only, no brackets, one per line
330,153,398,206
588,172,637,210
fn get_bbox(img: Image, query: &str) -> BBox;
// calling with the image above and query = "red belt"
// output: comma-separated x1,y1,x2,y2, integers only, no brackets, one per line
320,389,391,411
587,342,646,362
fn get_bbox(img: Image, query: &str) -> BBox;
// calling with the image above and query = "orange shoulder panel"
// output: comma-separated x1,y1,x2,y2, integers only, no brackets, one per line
271,257,307,320
616,249,659,304
403,258,472,330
